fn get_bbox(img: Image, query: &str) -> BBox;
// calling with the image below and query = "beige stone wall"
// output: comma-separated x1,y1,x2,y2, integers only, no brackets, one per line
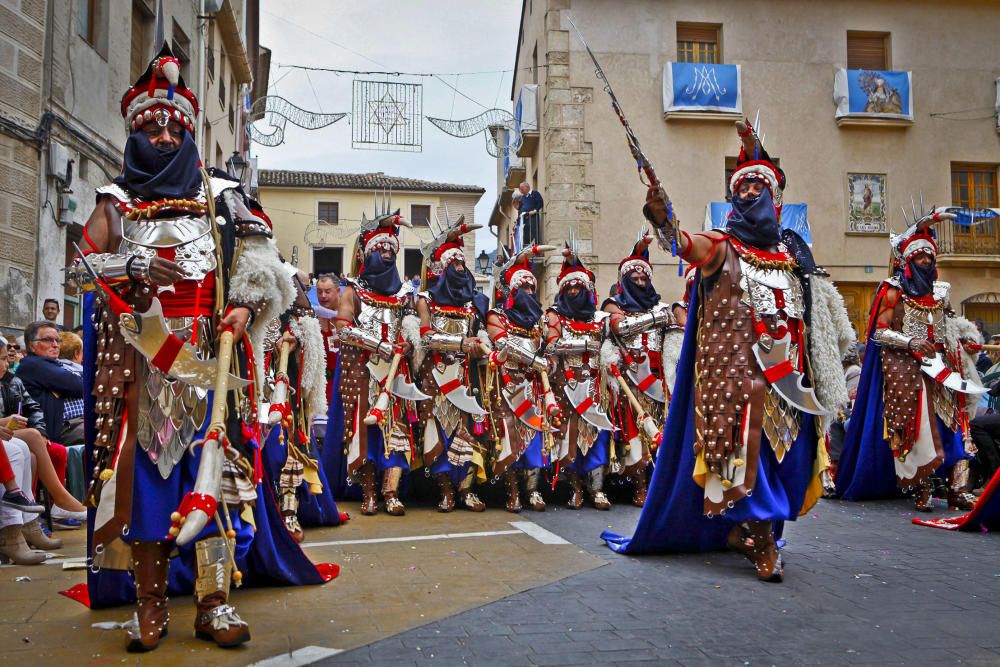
507,0,1000,313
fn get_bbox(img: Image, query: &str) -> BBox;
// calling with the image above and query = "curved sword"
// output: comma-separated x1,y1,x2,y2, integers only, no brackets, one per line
564,379,615,431
752,333,827,415
431,362,486,416
920,354,988,395
501,379,545,432
625,354,666,404
367,357,430,401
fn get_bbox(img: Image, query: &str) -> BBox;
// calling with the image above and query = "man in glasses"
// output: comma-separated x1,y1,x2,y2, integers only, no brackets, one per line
16,321,84,446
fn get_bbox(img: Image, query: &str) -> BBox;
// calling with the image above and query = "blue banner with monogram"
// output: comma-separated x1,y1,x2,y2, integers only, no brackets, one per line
705,202,812,245
662,62,742,114
834,68,912,120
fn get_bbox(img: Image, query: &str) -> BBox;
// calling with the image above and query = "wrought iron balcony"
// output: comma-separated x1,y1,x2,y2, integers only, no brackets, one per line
936,216,1000,263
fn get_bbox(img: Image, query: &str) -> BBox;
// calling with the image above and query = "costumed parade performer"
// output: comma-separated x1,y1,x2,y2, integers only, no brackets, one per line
603,120,852,583
836,205,985,512
544,236,615,510
602,231,683,507
484,244,558,512
68,31,329,653
262,260,342,542
404,212,491,512
335,196,426,516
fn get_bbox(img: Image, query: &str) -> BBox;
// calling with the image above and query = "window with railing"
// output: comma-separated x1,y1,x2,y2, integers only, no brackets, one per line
942,163,1000,255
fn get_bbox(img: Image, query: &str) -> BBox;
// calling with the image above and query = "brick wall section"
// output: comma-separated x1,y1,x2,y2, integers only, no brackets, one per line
540,1,598,299
0,0,45,333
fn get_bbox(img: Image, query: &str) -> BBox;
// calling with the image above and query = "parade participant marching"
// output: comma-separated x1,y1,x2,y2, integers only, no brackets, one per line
603,120,852,583
404,212,491,512
836,206,985,511
335,197,426,517
602,231,681,507
484,245,557,512
545,238,615,510
68,32,326,651
262,261,339,542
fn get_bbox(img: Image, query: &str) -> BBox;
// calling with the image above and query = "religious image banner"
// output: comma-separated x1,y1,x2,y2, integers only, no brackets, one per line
704,202,812,245
834,68,913,121
662,62,742,114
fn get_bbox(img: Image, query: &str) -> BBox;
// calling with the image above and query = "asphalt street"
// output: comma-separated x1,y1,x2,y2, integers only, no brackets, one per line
323,496,1000,666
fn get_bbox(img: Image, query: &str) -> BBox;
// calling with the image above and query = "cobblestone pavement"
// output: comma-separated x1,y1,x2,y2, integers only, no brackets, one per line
323,497,1000,666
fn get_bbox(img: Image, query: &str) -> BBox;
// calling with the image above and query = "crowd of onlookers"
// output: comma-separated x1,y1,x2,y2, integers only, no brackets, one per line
1,299,89,565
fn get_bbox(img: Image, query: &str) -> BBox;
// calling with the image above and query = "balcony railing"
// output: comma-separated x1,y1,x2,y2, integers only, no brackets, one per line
937,218,1000,257
514,210,543,250
662,61,742,120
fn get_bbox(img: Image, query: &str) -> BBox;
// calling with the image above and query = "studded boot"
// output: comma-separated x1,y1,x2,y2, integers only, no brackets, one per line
948,460,977,510
588,468,611,510
193,536,250,648
914,477,934,512
746,521,783,583
566,470,584,509
503,468,521,513
126,540,171,653
525,468,546,511
457,471,485,512
631,468,648,507
382,466,406,516
435,473,456,512
358,461,377,516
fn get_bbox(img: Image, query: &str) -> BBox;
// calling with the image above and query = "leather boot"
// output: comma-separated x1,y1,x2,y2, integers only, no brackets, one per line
126,540,171,652
21,518,63,549
358,461,377,516
0,524,46,565
457,472,485,512
947,460,977,510
435,473,455,513
382,466,406,516
193,536,250,648
280,491,304,542
746,521,783,583
914,477,934,512
588,468,611,511
566,470,584,510
631,469,648,507
525,468,546,511
503,469,521,513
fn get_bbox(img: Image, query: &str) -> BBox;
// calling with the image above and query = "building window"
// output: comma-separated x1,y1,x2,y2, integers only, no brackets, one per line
207,26,216,80
949,163,1000,255
130,0,153,82
963,293,1000,338
313,247,344,276
78,0,108,57
203,124,212,164
219,74,226,110
410,204,431,226
847,31,890,70
229,76,236,130
215,143,223,171
317,201,339,225
403,248,423,280
172,21,191,82
677,23,721,64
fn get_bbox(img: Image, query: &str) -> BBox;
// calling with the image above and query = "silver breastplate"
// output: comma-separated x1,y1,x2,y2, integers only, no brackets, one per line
620,304,669,354
120,214,218,281
560,322,600,369
738,260,804,319
356,299,402,343
902,299,946,343
432,311,474,337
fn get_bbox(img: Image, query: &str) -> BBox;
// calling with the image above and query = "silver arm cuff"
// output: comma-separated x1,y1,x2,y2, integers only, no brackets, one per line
615,309,669,338
497,337,548,373
423,331,464,353
67,253,133,290
547,338,599,356
874,328,914,350
341,325,394,359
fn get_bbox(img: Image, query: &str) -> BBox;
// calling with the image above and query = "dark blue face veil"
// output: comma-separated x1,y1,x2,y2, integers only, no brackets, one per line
428,263,476,307
555,286,597,320
359,250,403,295
616,271,661,313
506,287,543,330
900,257,937,298
114,130,202,200
726,185,782,249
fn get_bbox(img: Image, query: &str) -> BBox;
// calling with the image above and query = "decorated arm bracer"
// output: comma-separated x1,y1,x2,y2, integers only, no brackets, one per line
422,331,464,353
614,309,669,338
496,336,548,373
546,337,600,356
340,325,394,360
874,327,915,350
67,252,152,289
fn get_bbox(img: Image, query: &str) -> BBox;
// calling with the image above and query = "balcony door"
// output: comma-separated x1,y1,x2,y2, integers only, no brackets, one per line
836,281,880,341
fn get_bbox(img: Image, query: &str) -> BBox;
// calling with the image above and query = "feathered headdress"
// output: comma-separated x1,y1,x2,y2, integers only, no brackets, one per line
889,194,956,277
350,188,411,274
491,243,556,310
420,205,482,287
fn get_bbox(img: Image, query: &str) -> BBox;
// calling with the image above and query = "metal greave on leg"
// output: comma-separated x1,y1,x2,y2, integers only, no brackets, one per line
382,466,406,516
525,468,545,511
588,467,611,510
948,459,977,510
193,536,250,648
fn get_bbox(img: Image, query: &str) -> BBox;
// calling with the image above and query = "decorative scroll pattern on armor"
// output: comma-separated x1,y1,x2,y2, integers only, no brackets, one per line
120,231,217,281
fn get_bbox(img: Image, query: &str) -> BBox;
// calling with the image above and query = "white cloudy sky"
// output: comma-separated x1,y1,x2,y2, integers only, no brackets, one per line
256,0,523,248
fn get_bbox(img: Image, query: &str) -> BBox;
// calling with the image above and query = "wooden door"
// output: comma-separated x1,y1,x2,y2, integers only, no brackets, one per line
835,281,880,341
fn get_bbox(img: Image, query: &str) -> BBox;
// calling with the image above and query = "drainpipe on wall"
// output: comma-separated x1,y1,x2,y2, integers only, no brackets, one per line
197,0,209,157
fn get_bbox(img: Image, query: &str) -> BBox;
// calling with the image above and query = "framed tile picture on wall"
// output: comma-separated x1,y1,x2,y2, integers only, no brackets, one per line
847,172,888,234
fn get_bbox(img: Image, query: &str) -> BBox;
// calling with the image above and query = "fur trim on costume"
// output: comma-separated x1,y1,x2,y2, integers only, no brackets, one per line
229,236,295,401
661,329,684,397
947,315,985,423
477,329,492,351
807,277,856,434
401,314,424,370
289,315,328,421
600,339,622,392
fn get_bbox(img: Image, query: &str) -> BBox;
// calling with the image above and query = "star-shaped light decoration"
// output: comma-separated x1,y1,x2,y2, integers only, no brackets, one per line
368,90,409,135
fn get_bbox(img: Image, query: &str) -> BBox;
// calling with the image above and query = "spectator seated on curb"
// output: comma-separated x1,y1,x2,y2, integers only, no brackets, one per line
0,336,87,524
1,433,60,564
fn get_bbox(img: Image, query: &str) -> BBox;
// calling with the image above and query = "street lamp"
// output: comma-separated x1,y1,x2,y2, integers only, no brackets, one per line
225,151,248,183
475,250,490,274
